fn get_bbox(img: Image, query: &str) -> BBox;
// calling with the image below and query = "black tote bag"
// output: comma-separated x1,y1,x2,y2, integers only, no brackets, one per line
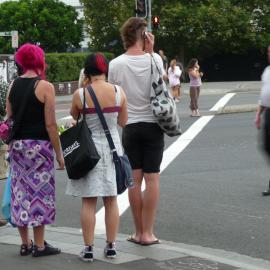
60,89,100,180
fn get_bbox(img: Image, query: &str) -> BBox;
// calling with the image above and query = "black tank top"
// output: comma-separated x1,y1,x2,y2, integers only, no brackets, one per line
9,77,50,140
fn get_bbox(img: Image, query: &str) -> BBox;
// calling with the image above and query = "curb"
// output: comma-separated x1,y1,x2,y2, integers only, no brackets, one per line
217,104,257,115
1,225,270,270
158,240,270,270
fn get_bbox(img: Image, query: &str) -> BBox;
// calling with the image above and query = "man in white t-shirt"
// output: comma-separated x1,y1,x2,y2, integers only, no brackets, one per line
255,45,270,196
108,17,165,245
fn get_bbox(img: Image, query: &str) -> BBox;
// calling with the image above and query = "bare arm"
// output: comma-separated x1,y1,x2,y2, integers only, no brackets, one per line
117,88,128,128
255,105,265,129
44,82,64,169
189,68,200,78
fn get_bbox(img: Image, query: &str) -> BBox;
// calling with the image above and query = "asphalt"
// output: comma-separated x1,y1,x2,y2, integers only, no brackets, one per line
0,81,266,270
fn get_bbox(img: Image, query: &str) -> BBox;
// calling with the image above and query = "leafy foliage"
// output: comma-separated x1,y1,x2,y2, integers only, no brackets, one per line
0,0,84,53
45,52,114,82
156,0,270,58
80,0,134,54
82,0,270,60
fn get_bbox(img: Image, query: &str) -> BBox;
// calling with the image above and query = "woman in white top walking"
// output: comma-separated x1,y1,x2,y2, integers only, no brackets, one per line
168,59,182,101
187,58,203,117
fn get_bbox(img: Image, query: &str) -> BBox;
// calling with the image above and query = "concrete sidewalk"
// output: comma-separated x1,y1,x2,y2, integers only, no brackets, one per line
55,81,261,104
1,224,270,270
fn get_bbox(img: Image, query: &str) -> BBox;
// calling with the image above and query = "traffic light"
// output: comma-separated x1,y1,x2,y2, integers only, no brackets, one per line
136,0,147,18
152,16,160,29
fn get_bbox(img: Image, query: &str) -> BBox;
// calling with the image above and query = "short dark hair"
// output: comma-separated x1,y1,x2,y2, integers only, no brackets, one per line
84,53,108,79
187,58,198,70
120,17,147,50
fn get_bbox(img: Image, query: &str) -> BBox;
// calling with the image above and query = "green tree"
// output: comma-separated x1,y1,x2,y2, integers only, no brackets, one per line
0,0,84,53
82,0,270,60
80,0,133,54
155,0,270,61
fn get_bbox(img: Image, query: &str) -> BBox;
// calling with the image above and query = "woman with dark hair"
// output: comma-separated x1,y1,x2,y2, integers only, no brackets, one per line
187,58,203,117
66,53,128,261
6,43,64,257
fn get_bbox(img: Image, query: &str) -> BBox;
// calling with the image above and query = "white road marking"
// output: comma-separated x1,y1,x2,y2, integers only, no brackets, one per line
94,93,236,234
210,93,236,112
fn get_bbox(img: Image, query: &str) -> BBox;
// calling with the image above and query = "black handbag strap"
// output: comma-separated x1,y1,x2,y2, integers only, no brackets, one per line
10,77,40,137
151,53,162,77
86,85,119,162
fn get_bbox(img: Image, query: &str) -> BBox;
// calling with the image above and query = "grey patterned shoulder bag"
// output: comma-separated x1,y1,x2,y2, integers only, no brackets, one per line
150,54,181,137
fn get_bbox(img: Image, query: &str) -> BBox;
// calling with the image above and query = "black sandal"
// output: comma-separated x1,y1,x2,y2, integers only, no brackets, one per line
20,240,33,256
32,241,61,257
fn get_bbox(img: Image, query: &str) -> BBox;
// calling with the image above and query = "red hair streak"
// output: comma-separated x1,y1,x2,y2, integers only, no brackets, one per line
95,53,108,74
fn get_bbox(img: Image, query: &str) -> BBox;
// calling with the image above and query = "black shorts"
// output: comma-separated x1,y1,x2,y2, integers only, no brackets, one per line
122,122,164,173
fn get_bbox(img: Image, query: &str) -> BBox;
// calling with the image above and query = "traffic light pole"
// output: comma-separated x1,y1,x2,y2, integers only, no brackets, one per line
147,0,152,32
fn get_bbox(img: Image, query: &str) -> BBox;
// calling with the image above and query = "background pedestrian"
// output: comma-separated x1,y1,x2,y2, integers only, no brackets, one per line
66,53,128,261
255,45,270,196
6,43,64,257
159,49,168,73
187,58,203,117
168,59,182,101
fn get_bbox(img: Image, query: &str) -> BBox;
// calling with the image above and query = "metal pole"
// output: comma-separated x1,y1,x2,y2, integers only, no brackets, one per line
147,0,152,32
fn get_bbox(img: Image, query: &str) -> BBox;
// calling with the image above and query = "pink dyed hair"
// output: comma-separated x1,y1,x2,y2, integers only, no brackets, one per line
15,43,46,79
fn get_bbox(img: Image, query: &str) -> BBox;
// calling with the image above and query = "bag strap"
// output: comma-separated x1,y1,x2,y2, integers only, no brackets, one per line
86,85,119,162
10,77,40,138
151,53,162,77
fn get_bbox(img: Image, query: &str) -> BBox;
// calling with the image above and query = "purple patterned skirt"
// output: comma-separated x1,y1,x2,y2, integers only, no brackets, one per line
10,140,55,227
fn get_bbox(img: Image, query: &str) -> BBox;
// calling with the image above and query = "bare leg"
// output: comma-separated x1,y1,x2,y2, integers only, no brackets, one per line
171,86,178,99
103,196,119,243
18,226,29,245
81,197,97,246
128,169,143,241
190,87,197,116
33,225,45,248
141,173,160,243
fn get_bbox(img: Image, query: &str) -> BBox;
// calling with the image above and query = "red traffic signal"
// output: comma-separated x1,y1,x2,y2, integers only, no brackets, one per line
152,16,160,29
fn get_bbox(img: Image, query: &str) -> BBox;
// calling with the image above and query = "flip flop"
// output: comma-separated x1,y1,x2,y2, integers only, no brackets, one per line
140,239,161,246
127,235,141,245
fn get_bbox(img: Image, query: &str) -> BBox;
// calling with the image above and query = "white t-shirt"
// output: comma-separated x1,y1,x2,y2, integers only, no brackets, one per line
168,66,182,87
108,53,165,124
260,66,270,108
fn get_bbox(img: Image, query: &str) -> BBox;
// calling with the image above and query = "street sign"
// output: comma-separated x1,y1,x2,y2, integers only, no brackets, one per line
11,31,18,48
0,31,12,37
0,31,19,48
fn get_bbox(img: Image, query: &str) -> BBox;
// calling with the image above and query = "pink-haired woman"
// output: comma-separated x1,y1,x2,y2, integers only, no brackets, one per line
6,43,64,257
